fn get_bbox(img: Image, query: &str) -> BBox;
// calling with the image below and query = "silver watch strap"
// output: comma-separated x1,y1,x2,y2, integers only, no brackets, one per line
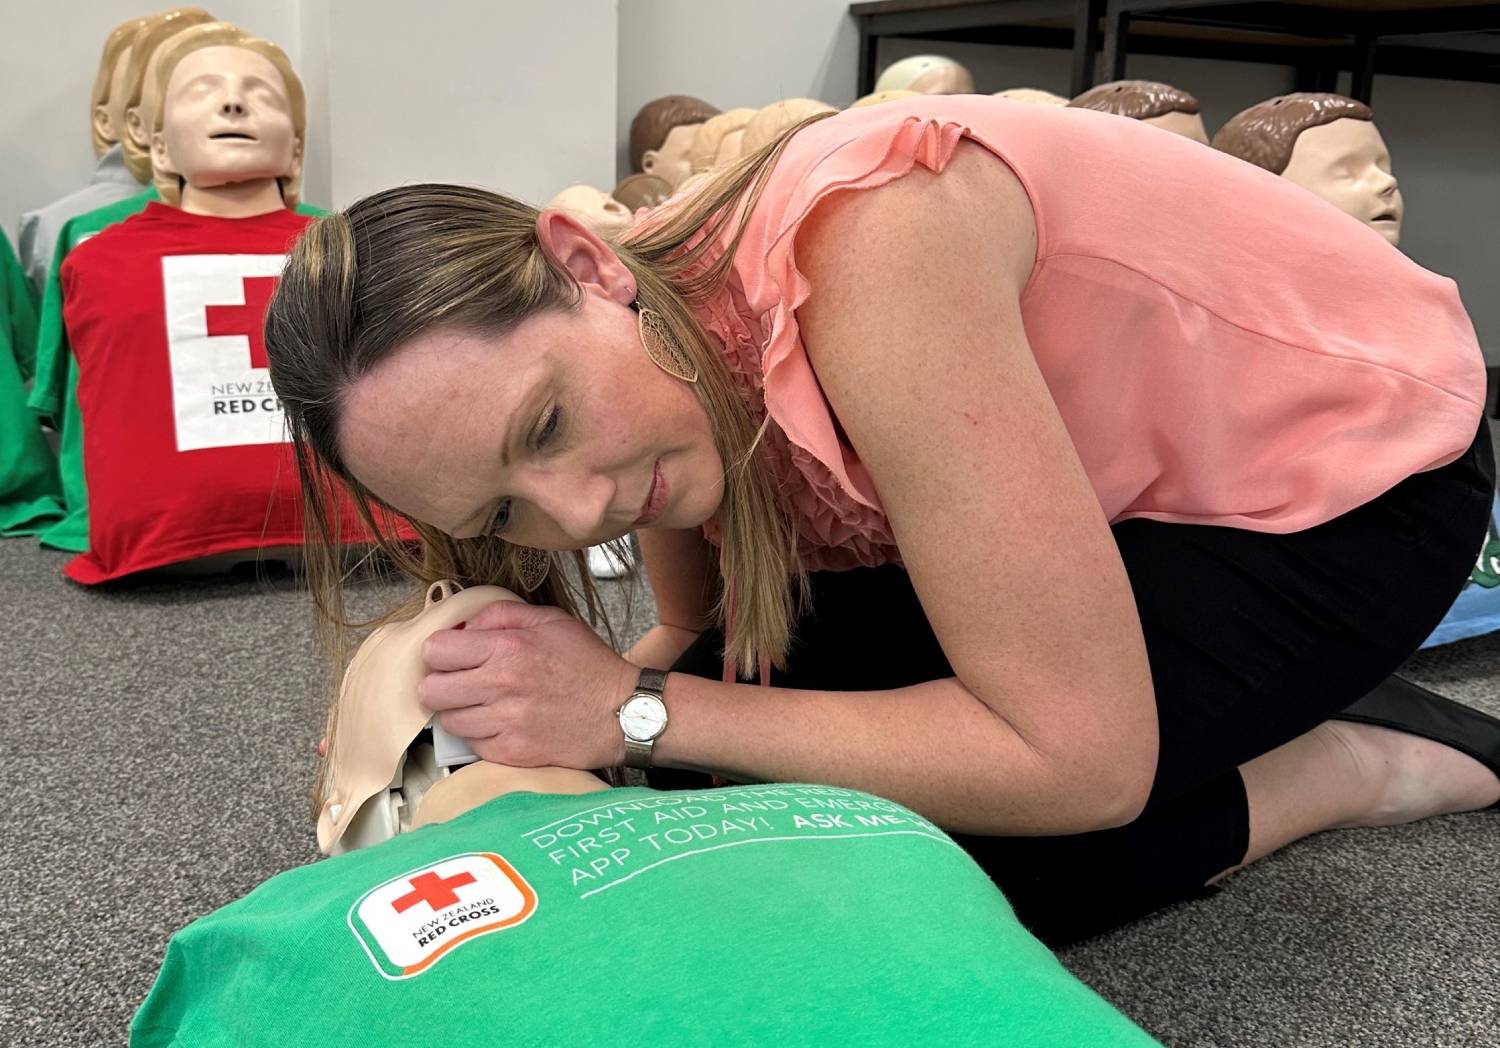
622,667,669,769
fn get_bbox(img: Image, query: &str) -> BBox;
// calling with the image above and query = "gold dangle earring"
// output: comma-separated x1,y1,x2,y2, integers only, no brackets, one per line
637,304,699,384
512,544,550,593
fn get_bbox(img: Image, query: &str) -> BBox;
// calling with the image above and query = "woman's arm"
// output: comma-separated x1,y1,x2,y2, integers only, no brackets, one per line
623,525,719,668
654,142,1159,834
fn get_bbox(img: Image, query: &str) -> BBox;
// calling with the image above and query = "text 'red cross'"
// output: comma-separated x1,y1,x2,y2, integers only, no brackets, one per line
392,870,478,914
204,275,279,369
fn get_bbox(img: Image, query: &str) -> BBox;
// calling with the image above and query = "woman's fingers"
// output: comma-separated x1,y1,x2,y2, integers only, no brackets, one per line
421,626,499,672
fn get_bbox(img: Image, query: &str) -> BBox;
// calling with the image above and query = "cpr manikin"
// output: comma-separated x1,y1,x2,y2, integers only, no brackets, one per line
628,95,721,189
121,8,218,184
611,173,672,212
875,54,976,95
852,89,918,109
687,107,756,174
740,98,837,157
1212,93,1403,247
14,14,160,293
995,87,1068,107
150,23,305,214
545,185,633,235
317,582,607,855
1069,80,1211,144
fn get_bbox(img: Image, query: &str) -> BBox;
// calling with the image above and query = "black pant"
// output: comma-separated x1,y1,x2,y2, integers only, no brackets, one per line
661,415,1496,946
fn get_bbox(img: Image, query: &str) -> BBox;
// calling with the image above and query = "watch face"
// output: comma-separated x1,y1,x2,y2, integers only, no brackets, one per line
620,694,667,742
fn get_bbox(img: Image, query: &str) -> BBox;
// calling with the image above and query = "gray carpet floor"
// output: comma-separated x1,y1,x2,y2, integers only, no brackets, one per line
1,535,1496,1047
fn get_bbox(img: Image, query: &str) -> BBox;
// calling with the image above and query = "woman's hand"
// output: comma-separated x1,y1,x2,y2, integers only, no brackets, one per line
419,600,638,769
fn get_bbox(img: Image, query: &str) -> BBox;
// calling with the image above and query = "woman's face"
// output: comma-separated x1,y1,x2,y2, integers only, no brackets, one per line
338,268,725,551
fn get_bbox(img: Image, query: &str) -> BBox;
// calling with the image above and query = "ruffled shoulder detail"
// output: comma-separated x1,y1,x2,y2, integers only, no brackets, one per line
695,108,971,570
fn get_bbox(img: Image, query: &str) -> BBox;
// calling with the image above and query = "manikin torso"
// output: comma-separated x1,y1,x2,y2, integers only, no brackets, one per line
1280,117,1404,246
318,582,606,855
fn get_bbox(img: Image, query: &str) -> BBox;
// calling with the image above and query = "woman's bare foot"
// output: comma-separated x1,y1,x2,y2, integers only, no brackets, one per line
1321,720,1500,827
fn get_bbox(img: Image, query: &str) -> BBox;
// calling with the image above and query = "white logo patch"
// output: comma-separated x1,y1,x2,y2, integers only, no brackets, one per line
348,852,537,980
160,253,288,451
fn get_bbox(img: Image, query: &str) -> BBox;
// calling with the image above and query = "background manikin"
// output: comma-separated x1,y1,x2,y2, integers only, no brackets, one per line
739,97,837,157
687,106,756,174
628,94,721,189
874,54,976,95
611,173,672,212
995,87,1069,107
122,7,218,185
1212,92,1403,247
1070,79,1211,144
545,185,633,235
14,13,159,293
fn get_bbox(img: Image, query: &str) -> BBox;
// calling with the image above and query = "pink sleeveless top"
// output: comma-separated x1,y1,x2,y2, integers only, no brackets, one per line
687,95,1486,580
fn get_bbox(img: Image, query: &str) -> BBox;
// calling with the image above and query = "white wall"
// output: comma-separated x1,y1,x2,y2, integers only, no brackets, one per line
875,36,1500,363
2,0,306,241
616,0,859,180
323,0,617,208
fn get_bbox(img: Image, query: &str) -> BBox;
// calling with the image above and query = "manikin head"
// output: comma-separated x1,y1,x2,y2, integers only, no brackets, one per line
874,54,976,95
629,94,721,187
611,173,673,212
740,98,837,157
994,87,1069,107
150,24,306,209
1070,80,1210,144
851,89,918,109
546,184,633,235
90,16,148,156
317,581,605,855
121,8,216,183
687,107,756,174
1212,93,1403,246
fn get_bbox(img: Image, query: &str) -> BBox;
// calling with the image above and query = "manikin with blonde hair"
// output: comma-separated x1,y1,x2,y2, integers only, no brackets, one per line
264,94,1499,948
15,12,159,292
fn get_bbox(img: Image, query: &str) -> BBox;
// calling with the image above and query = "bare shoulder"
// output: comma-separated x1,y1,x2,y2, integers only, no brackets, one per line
796,139,1037,293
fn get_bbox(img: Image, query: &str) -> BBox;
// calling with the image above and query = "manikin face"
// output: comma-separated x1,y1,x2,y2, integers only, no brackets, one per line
1143,110,1210,145
339,215,725,551
715,128,746,167
1280,117,1403,246
153,46,298,192
642,123,701,189
547,185,632,234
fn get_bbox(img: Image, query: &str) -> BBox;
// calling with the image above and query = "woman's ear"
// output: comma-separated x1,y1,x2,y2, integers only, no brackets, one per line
535,208,635,305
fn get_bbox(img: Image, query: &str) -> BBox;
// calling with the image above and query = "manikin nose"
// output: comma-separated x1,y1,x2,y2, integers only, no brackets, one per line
220,99,247,117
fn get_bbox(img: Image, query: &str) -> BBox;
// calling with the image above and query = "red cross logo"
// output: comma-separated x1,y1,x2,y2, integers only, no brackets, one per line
204,275,279,370
391,870,478,915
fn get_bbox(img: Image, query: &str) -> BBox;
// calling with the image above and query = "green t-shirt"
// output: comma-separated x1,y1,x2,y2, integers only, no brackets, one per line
0,228,62,535
132,784,1159,1047
27,190,326,552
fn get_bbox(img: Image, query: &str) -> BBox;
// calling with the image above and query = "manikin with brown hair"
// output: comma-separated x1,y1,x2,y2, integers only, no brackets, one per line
1213,92,1403,246
265,94,1499,947
628,94,721,189
1069,79,1211,144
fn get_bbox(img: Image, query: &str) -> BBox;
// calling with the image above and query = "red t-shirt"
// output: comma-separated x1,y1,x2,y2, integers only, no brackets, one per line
61,202,339,583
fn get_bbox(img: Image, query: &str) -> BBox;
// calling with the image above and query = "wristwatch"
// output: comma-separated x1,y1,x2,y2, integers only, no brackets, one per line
617,667,670,769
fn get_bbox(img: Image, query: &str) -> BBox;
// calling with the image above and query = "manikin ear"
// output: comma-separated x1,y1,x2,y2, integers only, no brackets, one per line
534,208,636,306
125,105,150,149
151,129,178,179
92,103,113,146
640,147,660,176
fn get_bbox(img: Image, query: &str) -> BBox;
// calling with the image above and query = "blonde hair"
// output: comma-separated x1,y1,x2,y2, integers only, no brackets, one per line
264,113,836,789
120,8,215,183
149,24,306,208
91,17,148,156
